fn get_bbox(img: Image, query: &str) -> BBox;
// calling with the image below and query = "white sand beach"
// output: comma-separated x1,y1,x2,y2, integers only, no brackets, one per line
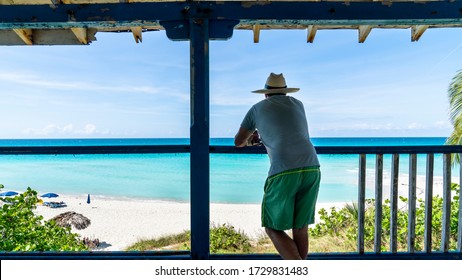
32,174,450,251
34,195,345,251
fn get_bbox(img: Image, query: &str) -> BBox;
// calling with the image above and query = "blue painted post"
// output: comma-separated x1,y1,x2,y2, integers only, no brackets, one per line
189,18,210,260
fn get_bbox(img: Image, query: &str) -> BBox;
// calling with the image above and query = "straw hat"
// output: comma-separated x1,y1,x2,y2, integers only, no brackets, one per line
252,73,300,94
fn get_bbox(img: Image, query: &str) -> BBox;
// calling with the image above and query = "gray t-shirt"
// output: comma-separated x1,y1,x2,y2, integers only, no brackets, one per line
241,95,320,176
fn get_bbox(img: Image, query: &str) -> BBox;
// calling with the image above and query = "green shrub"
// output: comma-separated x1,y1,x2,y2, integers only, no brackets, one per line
210,223,251,253
310,184,460,252
0,186,87,251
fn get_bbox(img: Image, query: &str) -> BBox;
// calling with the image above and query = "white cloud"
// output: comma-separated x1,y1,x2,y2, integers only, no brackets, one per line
0,71,180,97
22,123,111,137
407,122,422,129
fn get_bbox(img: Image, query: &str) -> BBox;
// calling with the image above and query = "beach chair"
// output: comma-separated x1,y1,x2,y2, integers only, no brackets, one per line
43,201,67,208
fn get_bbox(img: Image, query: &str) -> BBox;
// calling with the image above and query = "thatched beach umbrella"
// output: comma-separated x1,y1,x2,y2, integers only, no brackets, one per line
51,211,91,230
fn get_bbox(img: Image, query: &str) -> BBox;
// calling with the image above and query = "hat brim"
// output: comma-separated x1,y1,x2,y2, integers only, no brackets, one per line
252,88,300,94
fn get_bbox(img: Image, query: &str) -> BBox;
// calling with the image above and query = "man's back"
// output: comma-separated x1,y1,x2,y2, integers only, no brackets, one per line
241,95,319,176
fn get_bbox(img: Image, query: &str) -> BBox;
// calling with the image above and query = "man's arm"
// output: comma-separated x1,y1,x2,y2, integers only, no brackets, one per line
234,127,253,147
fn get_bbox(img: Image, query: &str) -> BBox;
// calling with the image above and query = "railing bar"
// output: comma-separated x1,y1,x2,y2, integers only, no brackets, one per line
424,153,434,253
358,154,366,254
408,154,417,253
390,154,399,253
374,154,383,254
459,153,462,252
441,153,452,253
3,145,462,155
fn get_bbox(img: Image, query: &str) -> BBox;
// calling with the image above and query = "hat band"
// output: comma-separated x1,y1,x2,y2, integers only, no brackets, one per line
265,85,287,89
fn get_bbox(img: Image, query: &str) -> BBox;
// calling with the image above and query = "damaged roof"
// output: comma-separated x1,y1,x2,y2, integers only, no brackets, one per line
0,0,461,45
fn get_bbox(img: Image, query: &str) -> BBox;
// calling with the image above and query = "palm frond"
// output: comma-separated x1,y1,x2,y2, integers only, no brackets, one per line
448,69,462,124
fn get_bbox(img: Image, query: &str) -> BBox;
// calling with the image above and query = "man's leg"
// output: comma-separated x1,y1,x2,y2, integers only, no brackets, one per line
292,226,308,259
265,227,302,260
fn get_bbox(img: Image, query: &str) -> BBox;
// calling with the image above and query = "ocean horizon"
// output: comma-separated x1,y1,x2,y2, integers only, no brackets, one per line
0,137,452,204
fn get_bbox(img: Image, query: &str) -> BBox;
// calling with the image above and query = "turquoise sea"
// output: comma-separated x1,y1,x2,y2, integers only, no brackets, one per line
0,137,450,204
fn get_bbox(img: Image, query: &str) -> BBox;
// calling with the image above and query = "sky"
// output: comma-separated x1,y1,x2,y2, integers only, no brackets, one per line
1,27,462,139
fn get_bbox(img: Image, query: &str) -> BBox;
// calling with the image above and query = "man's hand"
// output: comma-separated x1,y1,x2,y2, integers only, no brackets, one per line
234,127,254,147
247,130,262,146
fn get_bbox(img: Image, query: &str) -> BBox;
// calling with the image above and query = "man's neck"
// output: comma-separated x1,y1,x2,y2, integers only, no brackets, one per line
265,93,287,98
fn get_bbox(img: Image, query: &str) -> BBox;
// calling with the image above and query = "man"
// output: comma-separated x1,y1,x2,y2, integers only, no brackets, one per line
234,73,320,260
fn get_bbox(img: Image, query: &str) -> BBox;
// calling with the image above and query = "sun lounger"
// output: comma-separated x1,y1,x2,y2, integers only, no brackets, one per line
43,201,67,208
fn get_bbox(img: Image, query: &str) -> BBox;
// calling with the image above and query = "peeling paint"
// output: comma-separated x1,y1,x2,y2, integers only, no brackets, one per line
241,1,271,9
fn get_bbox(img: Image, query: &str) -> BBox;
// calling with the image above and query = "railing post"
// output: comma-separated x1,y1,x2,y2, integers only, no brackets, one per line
459,154,462,252
441,153,451,252
390,154,399,253
408,154,417,253
189,17,210,260
358,154,366,254
374,154,383,253
424,153,434,253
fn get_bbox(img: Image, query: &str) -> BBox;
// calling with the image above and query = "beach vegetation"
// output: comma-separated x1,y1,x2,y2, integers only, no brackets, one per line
126,184,460,253
309,183,460,252
210,223,251,253
126,223,253,253
0,186,87,251
126,230,191,251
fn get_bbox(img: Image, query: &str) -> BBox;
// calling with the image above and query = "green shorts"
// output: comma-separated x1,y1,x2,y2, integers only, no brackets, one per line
261,166,321,231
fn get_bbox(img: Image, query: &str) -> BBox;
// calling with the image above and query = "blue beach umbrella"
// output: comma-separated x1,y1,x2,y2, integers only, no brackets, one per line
41,193,59,198
87,194,91,204
0,191,18,197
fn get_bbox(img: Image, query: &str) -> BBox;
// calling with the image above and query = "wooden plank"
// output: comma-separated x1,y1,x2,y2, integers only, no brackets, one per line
13,28,32,45
358,25,372,43
130,26,143,43
441,153,451,252
374,154,383,253
390,154,399,253
411,25,429,41
306,25,317,43
424,153,434,253
358,154,366,254
252,23,260,43
71,27,88,44
407,154,417,253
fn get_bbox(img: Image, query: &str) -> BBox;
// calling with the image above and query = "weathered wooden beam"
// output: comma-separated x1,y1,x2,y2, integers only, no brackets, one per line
2,1,462,30
130,26,143,43
358,25,372,43
70,27,88,44
411,25,429,42
307,25,317,43
13,28,33,45
252,23,260,43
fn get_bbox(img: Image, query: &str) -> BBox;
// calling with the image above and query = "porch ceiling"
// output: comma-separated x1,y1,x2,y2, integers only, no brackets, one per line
0,0,461,45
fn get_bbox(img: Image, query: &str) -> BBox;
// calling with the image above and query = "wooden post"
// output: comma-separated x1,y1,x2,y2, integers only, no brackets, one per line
390,154,399,253
424,153,434,253
358,154,366,254
374,154,383,253
408,154,417,253
189,18,210,260
441,154,451,252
